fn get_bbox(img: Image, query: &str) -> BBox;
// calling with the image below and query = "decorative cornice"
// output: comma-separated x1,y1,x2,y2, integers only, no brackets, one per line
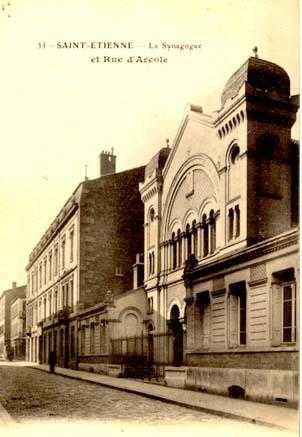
184,228,299,282
248,278,268,287
27,201,79,270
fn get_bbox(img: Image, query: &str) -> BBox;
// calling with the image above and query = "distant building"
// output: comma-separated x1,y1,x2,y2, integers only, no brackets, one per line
0,282,26,360
25,150,145,368
10,297,26,360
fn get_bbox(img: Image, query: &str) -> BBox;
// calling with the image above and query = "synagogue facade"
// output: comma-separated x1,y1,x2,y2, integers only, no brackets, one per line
138,55,299,404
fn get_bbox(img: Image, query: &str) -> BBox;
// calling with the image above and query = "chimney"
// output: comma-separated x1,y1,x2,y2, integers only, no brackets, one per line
12,282,17,290
99,148,116,176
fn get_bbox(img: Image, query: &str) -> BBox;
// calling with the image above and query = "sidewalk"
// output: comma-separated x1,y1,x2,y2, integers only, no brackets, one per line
29,363,298,432
0,401,14,428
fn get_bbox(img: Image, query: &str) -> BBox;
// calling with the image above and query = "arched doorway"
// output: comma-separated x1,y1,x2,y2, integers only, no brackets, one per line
169,305,183,366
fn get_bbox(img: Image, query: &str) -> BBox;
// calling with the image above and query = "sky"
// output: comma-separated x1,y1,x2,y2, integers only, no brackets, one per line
0,0,299,291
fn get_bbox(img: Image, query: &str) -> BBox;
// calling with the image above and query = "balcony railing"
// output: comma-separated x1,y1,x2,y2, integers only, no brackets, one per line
57,306,72,322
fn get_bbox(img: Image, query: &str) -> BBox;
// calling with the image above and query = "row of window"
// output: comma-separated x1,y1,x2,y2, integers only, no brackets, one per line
147,205,241,276
29,227,75,295
30,276,74,325
237,282,296,345
204,280,296,346
169,211,218,271
218,111,245,139
80,323,108,355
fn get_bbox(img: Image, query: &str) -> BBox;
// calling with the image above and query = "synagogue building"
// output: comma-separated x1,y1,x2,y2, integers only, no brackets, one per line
25,53,299,405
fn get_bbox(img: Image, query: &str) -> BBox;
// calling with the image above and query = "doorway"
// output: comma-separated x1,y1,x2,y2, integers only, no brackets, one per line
169,305,183,366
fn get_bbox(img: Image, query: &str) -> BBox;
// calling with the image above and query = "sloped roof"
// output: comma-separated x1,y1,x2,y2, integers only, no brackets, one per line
221,56,290,106
145,147,171,179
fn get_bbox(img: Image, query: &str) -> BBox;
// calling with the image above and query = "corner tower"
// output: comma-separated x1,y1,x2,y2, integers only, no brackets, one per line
216,51,299,246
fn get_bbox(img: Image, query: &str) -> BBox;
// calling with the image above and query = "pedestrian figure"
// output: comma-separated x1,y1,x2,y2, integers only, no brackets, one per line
48,350,56,373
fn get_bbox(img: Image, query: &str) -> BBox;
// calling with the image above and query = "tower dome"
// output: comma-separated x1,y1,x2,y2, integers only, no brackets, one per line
221,56,290,107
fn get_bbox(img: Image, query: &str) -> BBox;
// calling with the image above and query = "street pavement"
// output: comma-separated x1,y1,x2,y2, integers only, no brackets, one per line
0,361,298,437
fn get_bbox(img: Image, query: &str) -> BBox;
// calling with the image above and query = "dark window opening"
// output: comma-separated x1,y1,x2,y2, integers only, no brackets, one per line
186,224,192,258
90,324,95,355
230,145,240,164
235,205,240,237
70,326,75,358
150,208,155,222
202,215,209,257
172,232,177,270
230,281,247,345
209,210,216,253
192,220,197,256
228,208,234,241
239,292,247,345
177,229,182,267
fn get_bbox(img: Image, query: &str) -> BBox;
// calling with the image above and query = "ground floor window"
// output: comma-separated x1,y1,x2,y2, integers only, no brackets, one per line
229,281,247,347
90,324,95,354
80,328,85,355
282,283,296,343
272,268,296,346
59,329,64,358
70,326,75,358
239,292,247,345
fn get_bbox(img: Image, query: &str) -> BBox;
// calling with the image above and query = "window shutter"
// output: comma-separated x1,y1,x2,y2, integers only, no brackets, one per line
272,284,282,346
228,294,238,348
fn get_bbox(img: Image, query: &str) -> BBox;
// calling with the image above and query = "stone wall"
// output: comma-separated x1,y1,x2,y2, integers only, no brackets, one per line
79,166,145,308
184,366,298,405
186,350,298,370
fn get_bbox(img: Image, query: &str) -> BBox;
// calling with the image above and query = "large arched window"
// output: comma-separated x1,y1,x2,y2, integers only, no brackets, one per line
148,253,152,275
177,229,182,267
186,224,191,258
172,232,177,270
230,144,240,164
202,214,209,257
192,220,198,256
209,210,216,254
228,144,240,200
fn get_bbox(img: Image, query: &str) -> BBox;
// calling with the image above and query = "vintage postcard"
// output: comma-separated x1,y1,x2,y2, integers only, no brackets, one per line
0,1,299,436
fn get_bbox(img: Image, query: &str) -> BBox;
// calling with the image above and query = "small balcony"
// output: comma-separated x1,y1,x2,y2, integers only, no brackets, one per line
57,306,72,323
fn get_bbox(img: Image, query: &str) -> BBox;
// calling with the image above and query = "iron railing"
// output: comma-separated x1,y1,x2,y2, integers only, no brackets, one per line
110,332,174,378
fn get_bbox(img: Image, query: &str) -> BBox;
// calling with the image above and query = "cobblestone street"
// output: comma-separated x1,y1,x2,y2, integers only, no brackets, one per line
0,363,296,437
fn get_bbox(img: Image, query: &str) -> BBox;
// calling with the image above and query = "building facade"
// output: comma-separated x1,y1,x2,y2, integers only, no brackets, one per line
10,297,26,360
138,55,299,404
24,54,299,405
25,151,145,369
0,282,26,360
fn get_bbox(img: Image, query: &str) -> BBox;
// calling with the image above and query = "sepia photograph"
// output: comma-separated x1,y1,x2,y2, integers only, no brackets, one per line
0,1,299,436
